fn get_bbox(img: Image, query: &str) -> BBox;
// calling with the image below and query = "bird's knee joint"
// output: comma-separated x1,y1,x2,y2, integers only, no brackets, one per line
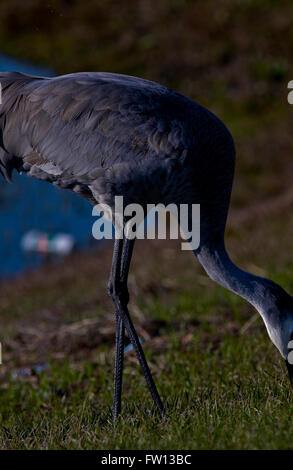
107,281,129,306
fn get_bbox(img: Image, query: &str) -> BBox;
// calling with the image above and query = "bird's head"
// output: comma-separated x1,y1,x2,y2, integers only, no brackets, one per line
259,287,293,387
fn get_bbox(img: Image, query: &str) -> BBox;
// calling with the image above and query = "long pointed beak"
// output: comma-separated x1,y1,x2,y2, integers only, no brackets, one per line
285,360,293,388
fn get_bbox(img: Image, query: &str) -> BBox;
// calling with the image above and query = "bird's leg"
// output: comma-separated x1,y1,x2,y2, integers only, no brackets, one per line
113,312,124,419
108,237,124,420
109,237,135,420
108,236,165,418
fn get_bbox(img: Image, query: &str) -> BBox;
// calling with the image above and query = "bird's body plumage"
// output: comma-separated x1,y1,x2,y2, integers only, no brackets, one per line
0,71,293,415
0,71,234,242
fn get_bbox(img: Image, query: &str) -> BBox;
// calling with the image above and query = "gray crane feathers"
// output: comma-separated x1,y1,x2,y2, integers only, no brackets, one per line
0,71,234,214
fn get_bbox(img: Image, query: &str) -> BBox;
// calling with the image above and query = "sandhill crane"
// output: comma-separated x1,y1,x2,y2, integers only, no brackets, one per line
0,71,293,419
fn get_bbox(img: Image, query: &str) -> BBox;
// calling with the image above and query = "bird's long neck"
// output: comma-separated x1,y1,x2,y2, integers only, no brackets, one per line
195,240,284,315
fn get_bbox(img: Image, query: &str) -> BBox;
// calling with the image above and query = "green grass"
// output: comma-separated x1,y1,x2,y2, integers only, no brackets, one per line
0,239,292,449
0,302,291,450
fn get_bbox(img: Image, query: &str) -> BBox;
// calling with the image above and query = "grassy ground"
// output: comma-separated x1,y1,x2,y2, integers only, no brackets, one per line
0,220,292,449
0,0,293,450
